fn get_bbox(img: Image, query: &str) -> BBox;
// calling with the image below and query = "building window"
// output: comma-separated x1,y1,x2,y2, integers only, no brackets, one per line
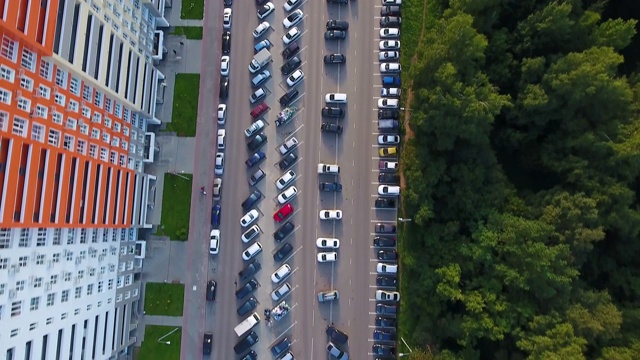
119,154,127,166
35,254,45,265
21,49,37,72
69,76,81,95
82,106,91,119
77,270,84,279
110,151,117,164
11,301,21,317
39,59,52,80
82,84,92,102
55,68,67,88
46,317,53,324
18,228,30,247
0,65,15,82
61,290,69,303
30,297,40,311
46,293,55,306
11,329,19,337
100,147,108,162
61,313,67,319
63,135,74,151
123,107,130,123
122,126,129,136
19,76,33,91
63,272,71,281
52,229,61,245
0,87,12,104
102,132,110,143
52,253,60,263
74,308,80,315
1,36,18,62
80,122,89,135
0,283,5,295
65,117,76,130
104,117,111,128
54,93,65,106
108,279,114,290
94,91,103,107
0,257,7,269
87,284,94,295
50,275,58,284
33,277,42,288
89,144,98,158
48,129,60,147
35,104,47,118
74,287,82,299
105,97,112,112
50,111,62,125
17,97,30,112
38,85,50,99
16,280,25,291
31,123,45,142
92,112,101,123
36,228,46,246
77,139,87,154
116,294,123,302
125,274,133,286
98,281,104,293
114,102,122,118
18,256,28,267
0,111,8,131
68,99,78,112
91,128,100,139
67,229,75,245
29,323,37,331
12,116,27,137
113,122,120,132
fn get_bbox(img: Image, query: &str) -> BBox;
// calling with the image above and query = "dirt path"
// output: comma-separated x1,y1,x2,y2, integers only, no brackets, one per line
400,0,428,190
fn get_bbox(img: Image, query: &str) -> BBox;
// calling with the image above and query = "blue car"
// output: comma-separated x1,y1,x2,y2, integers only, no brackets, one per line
245,151,266,168
373,329,397,341
382,76,401,86
211,204,221,227
254,39,272,54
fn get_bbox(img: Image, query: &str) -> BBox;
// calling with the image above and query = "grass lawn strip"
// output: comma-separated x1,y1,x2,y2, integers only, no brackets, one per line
143,282,185,316
180,0,204,20
156,173,192,240
166,73,200,137
171,26,203,40
138,326,182,360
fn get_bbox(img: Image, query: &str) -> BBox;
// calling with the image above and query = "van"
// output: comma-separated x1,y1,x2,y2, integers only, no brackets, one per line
278,351,294,360
234,312,261,337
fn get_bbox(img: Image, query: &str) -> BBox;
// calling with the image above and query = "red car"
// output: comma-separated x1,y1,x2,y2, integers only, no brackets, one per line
250,102,269,119
273,204,294,222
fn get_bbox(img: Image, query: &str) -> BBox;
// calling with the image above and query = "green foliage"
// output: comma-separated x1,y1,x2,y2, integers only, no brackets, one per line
170,26,203,40
138,326,182,360
166,73,200,137
180,0,203,20
156,173,192,241
143,283,185,316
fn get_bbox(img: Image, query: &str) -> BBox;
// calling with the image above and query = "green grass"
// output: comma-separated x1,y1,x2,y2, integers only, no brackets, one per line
180,0,204,20
144,282,185,316
166,73,200,137
156,173,192,240
138,326,182,360
171,26,203,40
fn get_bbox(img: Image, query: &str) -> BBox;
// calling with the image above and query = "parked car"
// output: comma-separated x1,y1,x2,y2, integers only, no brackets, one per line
257,2,275,19
375,197,396,208
380,16,401,27
373,236,397,247
325,30,346,40
379,172,400,183
206,280,217,301
245,151,266,168
376,276,398,287
273,242,293,261
249,168,266,186
324,54,346,64
241,190,262,211
237,297,258,316
378,185,401,196
209,229,220,254
273,204,294,222
282,27,301,44
271,264,292,283
273,221,295,241
235,278,258,299
271,337,291,357
372,344,397,356
282,42,300,59
279,137,299,155
238,260,262,280
234,331,259,354
375,316,397,327
221,31,231,53
319,210,342,220
271,282,292,301
247,133,267,151
326,326,349,344
278,153,298,170
319,182,342,192
286,69,305,87
217,104,227,124
321,123,343,134
378,109,400,119
326,19,349,30
240,209,260,228
203,333,213,355
276,170,297,190
280,88,299,106
317,252,338,262
280,56,302,75
283,9,304,28
377,250,398,261
322,107,345,118
379,51,400,62
253,21,270,38
376,303,398,315
219,77,229,99
375,223,397,233
373,329,397,341
376,263,398,274
210,204,221,227
284,0,301,11
212,178,222,200
254,39,272,54
250,102,269,119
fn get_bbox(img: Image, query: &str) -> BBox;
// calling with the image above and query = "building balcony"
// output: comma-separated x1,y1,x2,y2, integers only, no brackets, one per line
151,31,165,64
144,0,169,27
143,132,157,163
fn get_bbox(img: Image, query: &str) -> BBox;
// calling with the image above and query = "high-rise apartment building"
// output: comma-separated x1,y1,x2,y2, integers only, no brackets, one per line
0,0,168,358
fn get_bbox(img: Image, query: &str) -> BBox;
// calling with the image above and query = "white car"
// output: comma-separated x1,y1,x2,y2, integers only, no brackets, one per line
325,93,347,103
214,152,224,175
217,104,226,125
284,0,301,11
316,238,340,249
212,178,222,200
377,263,398,274
271,264,292,284
286,69,304,87
257,2,275,19
223,8,232,29
376,290,400,302
283,9,303,29
379,51,400,61
217,129,226,150
271,282,292,301
276,170,296,190
378,185,400,196
380,28,400,38
317,163,340,174
253,21,270,39
241,225,261,243
381,87,401,97
209,229,220,255
240,209,259,228
380,161,399,171
242,241,263,261
317,252,338,262
283,27,301,45
250,87,266,104
382,0,401,4
279,137,299,155
378,98,399,109
244,119,265,138
378,135,400,145
220,56,230,76
319,210,342,220
380,63,401,73
379,40,400,50
277,186,298,205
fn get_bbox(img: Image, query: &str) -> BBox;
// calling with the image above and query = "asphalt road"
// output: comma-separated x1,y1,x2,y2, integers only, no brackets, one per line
187,0,401,359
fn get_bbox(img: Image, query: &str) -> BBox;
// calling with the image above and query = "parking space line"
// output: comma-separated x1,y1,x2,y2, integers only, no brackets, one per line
278,244,303,263
273,320,298,342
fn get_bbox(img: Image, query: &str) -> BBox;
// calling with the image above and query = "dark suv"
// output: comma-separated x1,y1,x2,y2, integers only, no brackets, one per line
322,107,345,118
278,153,298,170
238,260,262,281
219,77,229,99
247,133,267,151
270,337,291,357
241,190,262,211
235,279,259,299
321,123,343,134
273,243,293,261
237,297,258,316
221,31,231,54
381,5,401,16
234,331,259,354
326,326,349,344
273,221,295,241
380,16,401,27
326,20,349,30
281,56,302,75
282,42,300,59
280,88,299,106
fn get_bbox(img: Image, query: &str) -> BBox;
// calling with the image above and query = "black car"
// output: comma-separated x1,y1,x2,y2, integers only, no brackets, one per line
280,88,299,106
235,278,259,299
273,243,293,261
322,107,345,118
373,236,396,247
376,303,398,315
381,5,401,16
380,16,401,27
375,223,397,234
241,190,262,211
221,31,231,54
224,0,232,5
373,344,397,356
237,297,258,316
245,151,266,168
282,42,300,59
206,280,216,301
203,333,213,355
319,182,343,192
240,351,258,360
234,331,259,355
373,329,397,341
375,197,396,208
278,153,298,170
219,77,229,99
325,30,346,40
378,109,400,119
270,337,291,357
211,204,221,227
378,173,400,184
273,221,295,241
326,326,349,344
321,123,343,134
378,250,398,260
247,133,267,151
326,19,349,30
375,316,397,327
376,276,398,287
324,54,346,64
280,56,302,75
327,0,348,4
239,260,262,280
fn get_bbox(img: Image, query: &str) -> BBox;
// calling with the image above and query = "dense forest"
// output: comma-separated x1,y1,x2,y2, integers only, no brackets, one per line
400,0,640,359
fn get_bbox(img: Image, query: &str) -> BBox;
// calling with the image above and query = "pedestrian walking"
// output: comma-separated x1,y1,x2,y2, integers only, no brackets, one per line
200,186,207,195
180,41,184,46
172,49,177,55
